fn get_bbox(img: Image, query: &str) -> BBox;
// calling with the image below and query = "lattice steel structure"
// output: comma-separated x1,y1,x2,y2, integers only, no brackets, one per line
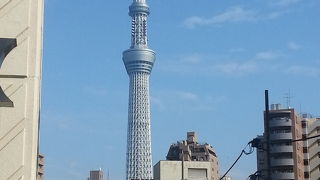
122,0,155,180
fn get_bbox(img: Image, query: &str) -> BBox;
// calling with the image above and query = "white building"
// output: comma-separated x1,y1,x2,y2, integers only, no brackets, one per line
0,0,44,179
154,160,215,180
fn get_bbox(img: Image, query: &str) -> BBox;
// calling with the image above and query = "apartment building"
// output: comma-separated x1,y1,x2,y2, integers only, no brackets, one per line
257,104,305,180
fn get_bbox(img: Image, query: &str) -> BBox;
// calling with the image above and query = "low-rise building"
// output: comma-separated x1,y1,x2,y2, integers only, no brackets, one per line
88,169,104,180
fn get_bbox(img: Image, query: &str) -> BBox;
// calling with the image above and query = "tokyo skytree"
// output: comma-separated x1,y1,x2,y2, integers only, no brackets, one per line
122,0,155,180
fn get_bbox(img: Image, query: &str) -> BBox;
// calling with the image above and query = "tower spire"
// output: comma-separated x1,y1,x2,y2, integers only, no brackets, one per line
129,0,150,49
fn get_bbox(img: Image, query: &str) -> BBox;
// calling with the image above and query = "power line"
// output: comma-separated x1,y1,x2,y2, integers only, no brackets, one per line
219,142,254,180
219,122,320,180
292,134,320,142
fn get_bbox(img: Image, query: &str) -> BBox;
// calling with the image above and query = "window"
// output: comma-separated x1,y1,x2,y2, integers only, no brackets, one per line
188,168,207,178
302,122,307,128
304,159,309,165
0,38,17,107
303,147,308,153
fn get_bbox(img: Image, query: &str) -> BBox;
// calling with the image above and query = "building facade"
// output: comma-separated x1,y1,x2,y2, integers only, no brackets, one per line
0,0,44,179
302,115,320,180
257,104,305,180
154,132,219,180
122,0,156,179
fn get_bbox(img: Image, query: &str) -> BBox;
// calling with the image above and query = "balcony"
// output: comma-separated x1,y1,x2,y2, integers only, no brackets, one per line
271,172,294,179
271,158,294,166
269,118,292,127
270,145,293,153
270,132,292,140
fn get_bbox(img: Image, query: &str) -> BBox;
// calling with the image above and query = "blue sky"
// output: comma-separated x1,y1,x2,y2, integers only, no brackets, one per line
41,0,320,179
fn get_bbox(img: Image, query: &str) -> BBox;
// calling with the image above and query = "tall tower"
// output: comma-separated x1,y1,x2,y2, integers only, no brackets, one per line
122,0,155,180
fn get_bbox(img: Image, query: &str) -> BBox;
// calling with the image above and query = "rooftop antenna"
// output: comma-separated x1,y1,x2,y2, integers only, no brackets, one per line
299,103,302,115
284,89,293,109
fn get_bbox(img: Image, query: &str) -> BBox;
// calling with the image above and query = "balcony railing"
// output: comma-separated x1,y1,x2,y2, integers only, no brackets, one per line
270,145,293,153
270,132,292,140
271,158,294,166
271,172,294,179
269,118,292,127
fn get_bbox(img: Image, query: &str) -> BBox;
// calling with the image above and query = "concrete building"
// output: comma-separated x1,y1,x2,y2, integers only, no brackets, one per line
154,161,215,180
0,0,44,179
257,104,305,180
301,115,320,180
122,0,156,179
154,132,219,180
88,170,104,180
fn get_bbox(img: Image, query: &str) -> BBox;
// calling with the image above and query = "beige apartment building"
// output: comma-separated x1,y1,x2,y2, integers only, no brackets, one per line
302,115,320,180
154,132,219,180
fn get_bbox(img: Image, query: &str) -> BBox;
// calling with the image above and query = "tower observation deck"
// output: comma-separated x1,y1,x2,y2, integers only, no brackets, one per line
122,0,155,180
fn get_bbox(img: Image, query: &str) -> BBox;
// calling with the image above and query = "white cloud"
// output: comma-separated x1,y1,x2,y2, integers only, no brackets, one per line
184,7,257,28
288,41,301,50
181,54,203,64
177,91,199,101
286,65,320,77
213,62,258,76
183,2,299,29
255,51,279,60
266,10,291,19
271,0,302,7
152,89,228,113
